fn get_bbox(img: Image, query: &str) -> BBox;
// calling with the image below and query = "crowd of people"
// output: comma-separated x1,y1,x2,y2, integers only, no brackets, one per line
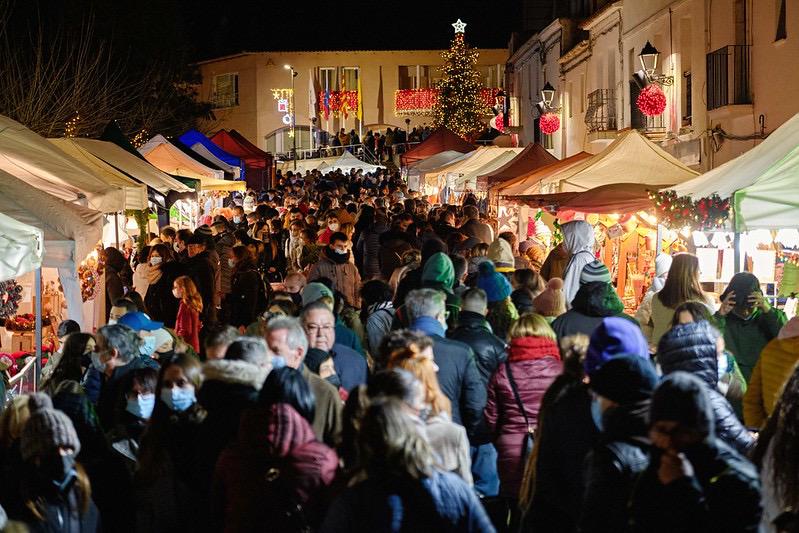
1,164,798,533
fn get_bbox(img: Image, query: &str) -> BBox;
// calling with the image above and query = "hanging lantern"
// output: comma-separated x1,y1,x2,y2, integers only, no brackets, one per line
540,112,560,135
636,84,667,117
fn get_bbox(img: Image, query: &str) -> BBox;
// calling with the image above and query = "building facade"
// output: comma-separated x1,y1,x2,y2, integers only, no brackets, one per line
195,48,507,157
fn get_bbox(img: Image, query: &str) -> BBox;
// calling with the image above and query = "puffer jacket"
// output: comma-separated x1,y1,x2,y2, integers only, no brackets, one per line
484,336,562,497
657,322,755,455
743,336,799,428
551,281,638,340
448,311,507,386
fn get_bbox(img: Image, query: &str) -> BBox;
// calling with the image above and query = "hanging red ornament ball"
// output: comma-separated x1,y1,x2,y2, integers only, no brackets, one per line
637,84,667,117
540,112,560,135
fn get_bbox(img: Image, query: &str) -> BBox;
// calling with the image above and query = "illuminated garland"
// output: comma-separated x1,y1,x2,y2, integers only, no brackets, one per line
318,90,358,120
637,84,667,117
78,248,106,302
540,113,561,135
0,280,23,320
649,190,730,230
394,88,500,116
65,112,80,138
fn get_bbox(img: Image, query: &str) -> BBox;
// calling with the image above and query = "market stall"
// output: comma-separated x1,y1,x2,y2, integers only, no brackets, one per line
317,151,385,173
139,134,225,181
210,129,273,191
404,150,473,193
494,151,593,196
178,129,243,179
477,143,558,191
400,127,475,166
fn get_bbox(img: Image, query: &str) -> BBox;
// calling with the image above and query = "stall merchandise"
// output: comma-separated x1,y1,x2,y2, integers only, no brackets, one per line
400,127,475,166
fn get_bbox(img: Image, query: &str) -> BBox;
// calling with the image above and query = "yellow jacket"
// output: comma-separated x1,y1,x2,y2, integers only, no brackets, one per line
743,336,799,428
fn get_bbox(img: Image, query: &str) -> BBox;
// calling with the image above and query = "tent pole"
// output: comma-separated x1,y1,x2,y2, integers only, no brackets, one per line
114,212,120,249
34,268,42,390
733,232,742,273
656,224,664,256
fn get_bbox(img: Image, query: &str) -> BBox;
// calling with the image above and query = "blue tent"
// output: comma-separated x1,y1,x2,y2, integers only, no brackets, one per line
179,129,246,181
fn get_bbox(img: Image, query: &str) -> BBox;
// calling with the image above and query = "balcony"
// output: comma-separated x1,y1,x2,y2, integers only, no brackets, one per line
706,45,751,110
394,88,501,116
584,88,617,142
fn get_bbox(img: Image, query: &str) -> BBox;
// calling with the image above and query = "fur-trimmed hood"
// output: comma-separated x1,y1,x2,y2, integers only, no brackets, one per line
203,359,268,390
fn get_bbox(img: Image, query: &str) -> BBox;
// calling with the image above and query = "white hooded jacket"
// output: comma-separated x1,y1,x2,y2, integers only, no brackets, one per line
560,220,596,307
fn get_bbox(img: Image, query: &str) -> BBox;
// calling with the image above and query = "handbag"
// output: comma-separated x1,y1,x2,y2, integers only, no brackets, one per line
505,360,535,468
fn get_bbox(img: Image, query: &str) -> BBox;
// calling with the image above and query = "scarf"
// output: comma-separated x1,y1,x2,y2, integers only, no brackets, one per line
145,264,163,284
507,336,560,362
324,246,350,265
367,300,394,315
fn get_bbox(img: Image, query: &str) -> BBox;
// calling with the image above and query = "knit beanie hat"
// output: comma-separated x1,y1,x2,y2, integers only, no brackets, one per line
301,282,334,307
585,317,649,376
477,261,513,303
304,348,331,374
590,354,658,405
779,317,799,340
580,260,611,285
533,278,565,317
20,393,81,460
655,254,673,277
487,238,515,273
649,372,714,439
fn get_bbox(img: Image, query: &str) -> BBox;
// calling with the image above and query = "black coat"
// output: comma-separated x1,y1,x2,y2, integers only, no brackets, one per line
447,311,507,386
144,261,183,328
184,251,217,325
12,482,100,533
579,401,651,533
227,265,261,328
551,281,638,340
630,439,762,533
657,322,755,455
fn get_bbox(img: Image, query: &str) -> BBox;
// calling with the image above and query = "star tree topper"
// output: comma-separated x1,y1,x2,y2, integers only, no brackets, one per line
452,19,467,34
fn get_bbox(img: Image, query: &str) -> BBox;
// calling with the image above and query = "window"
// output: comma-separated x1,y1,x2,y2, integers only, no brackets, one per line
734,0,748,44
682,71,693,126
341,67,358,91
398,65,417,90
568,82,574,118
776,0,787,41
476,65,502,87
212,73,238,108
319,68,337,92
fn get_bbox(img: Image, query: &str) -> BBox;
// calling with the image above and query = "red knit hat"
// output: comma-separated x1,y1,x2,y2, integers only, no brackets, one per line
533,278,565,317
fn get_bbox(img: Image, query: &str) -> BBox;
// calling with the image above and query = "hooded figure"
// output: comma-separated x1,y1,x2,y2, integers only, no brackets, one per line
649,254,673,294
477,261,518,340
420,252,461,328
560,221,596,307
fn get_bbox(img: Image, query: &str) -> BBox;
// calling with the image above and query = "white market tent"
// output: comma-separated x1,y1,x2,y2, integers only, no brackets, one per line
0,115,126,213
446,147,525,190
187,142,241,178
49,138,149,211
317,151,385,173
404,150,471,192
139,134,225,181
0,213,43,282
538,129,699,193
72,139,194,196
277,157,339,174
669,112,799,230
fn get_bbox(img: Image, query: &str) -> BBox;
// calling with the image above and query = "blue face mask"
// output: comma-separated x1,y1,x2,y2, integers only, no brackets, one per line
271,355,287,370
140,335,157,356
161,387,196,412
91,352,107,373
590,396,604,431
126,393,155,419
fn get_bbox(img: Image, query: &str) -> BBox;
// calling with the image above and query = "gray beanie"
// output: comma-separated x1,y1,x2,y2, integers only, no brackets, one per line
20,393,81,460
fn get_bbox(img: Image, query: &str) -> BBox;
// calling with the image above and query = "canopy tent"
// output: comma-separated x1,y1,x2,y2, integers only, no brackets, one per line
537,130,699,193
195,176,246,192
49,139,148,211
496,152,594,196
423,146,523,187
478,143,558,189
668,112,799,230
179,129,245,179
0,115,125,213
400,127,475,166
457,149,523,191
0,213,43,282
511,183,656,214
185,143,241,178
210,129,273,191
0,169,103,328
171,137,235,180
278,156,340,174
407,150,469,173
317,151,385,173
139,134,225,181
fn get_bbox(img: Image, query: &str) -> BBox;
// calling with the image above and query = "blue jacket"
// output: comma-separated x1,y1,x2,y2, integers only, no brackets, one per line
331,343,368,392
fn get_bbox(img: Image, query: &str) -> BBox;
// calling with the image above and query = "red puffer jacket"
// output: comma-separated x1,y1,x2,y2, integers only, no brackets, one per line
484,336,562,498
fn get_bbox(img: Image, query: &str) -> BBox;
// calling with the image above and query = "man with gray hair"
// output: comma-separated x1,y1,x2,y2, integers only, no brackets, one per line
266,315,342,447
405,289,486,442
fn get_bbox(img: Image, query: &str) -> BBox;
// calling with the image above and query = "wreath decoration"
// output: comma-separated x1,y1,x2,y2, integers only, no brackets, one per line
0,280,23,320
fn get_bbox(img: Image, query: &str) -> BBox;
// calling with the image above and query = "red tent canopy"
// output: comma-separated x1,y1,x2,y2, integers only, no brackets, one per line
211,130,273,191
511,183,659,214
477,143,558,188
401,127,475,166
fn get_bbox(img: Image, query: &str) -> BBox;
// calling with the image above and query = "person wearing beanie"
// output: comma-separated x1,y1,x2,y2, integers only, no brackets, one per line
584,317,650,377
579,354,658,533
477,260,519,340
9,393,100,531
533,278,566,322
420,252,462,329
744,316,799,428
716,272,787,382
560,220,596,307
551,262,639,341
630,372,762,533
487,237,516,274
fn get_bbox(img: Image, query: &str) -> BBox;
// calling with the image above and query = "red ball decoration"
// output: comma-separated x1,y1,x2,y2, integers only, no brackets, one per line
637,84,667,117
540,112,560,135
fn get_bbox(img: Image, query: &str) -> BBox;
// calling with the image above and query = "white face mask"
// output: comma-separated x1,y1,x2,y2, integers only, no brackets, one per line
173,242,181,253
233,216,241,224
228,258,235,268
329,222,340,232
149,256,162,266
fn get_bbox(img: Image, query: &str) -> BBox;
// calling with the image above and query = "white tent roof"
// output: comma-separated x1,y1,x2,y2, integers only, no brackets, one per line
0,213,43,282
139,134,225,181
187,142,241,178
455,149,524,190
539,129,699,192
73,139,194,195
323,151,385,173
407,150,470,173
278,157,339,174
49,138,149,210
434,147,523,188
0,115,126,212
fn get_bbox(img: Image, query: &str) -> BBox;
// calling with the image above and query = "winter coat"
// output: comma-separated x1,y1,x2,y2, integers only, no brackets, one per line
215,231,236,295
11,481,100,533
551,281,639,340
364,302,395,355
301,365,343,448
356,220,389,279
448,311,507,387
330,343,368,392
657,322,755,455
630,440,761,532
144,261,183,328
334,319,364,355
714,308,787,382
320,471,495,533
175,302,201,353
184,251,218,326
743,336,799,428
410,317,486,442
460,218,493,245
579,401,651,533
540,243,569,281
212,404,338,532
484,336,562,497
227,264,261,328
379,230,416,280
423,412,473,486
560,221,595,306
308,249,362,309
649,293,715,347
97,355,160,429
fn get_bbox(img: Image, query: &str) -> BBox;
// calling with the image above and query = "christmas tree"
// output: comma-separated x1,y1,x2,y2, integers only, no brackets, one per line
432,19,486,139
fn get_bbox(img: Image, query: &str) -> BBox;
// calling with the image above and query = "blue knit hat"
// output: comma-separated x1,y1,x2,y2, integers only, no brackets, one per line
477,260,512,303
585,317,649,376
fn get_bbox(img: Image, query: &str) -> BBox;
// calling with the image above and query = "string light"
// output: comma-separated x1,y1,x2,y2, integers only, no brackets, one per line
131,129,150,149
649,190,730,230
394,88,498,116
637,84,667,117
65,112,80,138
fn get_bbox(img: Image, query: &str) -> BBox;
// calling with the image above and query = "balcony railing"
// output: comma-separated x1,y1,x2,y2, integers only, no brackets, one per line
584,89,617,132
706,45,751,110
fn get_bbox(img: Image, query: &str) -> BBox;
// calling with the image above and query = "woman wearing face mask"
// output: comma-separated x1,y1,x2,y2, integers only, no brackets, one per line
143,244,182,329
41,333,95,396
107,368,158,476
9,393,100,532
135,354,206,532
227,246,263,330
172,276,203,353
304,348,348,402
317,214,340,245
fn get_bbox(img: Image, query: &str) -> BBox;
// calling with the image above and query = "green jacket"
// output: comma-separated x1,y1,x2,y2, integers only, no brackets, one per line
714,307,787,382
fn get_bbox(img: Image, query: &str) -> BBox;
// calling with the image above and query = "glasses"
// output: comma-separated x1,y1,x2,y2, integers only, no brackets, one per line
306,324,334,333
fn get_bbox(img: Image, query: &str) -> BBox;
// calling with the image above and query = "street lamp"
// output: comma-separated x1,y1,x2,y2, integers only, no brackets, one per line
638,42,674,86
284,64,299,169
541,82,555,108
